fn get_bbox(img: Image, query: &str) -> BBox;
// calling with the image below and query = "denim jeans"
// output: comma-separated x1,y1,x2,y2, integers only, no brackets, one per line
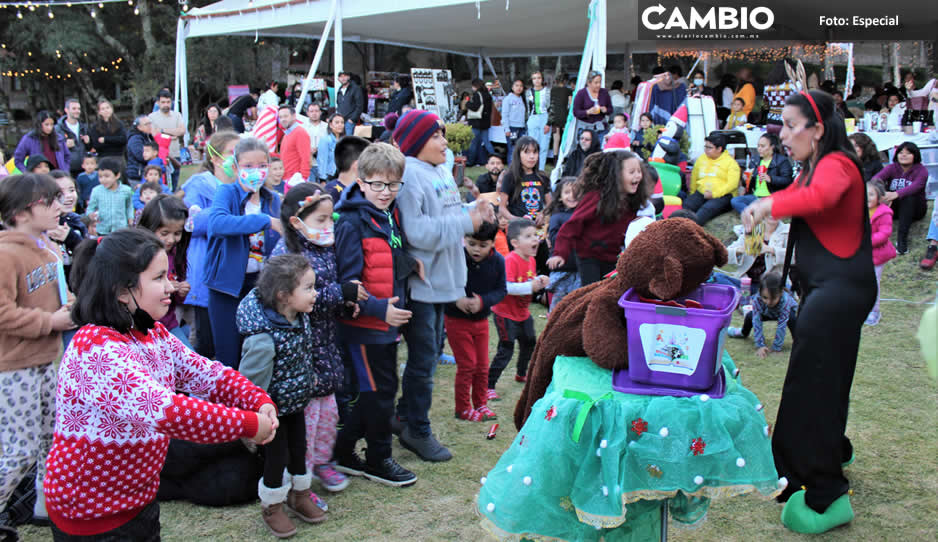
928,203,938,242
731,194,758,214
227,113,245,134
469,127,495,166
308,165,319,183
505,127,527,165
526,113,550,170
345,120,356,135
398,300,445,437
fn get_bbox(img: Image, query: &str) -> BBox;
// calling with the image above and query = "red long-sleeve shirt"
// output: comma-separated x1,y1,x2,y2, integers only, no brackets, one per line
280,126,311,182
770,152,865,258
553,189,638,262
44,324,273,536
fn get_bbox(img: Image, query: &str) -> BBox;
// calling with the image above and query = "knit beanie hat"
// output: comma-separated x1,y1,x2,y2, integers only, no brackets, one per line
383,112,400,132
393,110,441,157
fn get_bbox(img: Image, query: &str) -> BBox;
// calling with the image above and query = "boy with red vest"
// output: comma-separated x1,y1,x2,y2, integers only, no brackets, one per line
333,143,423,487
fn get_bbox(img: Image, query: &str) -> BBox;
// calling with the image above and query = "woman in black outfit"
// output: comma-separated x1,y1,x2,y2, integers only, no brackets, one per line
88,99,127,160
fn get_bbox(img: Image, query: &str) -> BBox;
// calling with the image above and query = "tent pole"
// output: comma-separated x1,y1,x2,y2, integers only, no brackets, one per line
297,0,338,118
334,0,344,89
484,55,499,80
174,18,190,144
594,0,607,86
477,52,484,79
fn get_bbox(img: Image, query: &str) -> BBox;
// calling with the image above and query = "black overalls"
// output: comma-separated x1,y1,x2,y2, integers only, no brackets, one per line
771,161,877,513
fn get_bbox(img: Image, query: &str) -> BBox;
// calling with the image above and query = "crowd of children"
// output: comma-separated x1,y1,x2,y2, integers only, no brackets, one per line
0,90,927,540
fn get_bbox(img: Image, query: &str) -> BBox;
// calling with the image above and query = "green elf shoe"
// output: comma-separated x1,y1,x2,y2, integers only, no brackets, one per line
781,490,853,534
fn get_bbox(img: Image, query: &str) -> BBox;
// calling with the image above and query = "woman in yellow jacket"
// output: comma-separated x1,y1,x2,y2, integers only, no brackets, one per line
683,132,741,225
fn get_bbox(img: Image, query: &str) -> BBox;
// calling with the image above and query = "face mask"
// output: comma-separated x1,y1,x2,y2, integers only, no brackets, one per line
238,167,268,191
301,223,335,247
693,78,704,86
129,291,156,334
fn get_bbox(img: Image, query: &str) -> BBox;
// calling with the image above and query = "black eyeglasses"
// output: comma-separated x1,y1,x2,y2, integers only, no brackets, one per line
362,180,404,192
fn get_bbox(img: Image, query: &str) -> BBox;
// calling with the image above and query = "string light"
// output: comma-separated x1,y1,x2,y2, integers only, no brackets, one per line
47,8,53,17
16,8,22,17
2,56,123,79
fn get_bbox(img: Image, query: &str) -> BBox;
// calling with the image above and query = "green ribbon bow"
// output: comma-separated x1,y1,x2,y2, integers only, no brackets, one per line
562,389,614,443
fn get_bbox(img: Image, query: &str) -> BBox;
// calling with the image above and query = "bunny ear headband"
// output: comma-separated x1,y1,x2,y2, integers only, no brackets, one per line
296,190,330,216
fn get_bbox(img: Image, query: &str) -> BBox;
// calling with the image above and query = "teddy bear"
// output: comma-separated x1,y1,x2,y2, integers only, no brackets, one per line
514,217,728,429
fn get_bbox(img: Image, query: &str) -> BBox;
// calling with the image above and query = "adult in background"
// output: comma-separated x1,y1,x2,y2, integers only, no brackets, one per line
524,71,552,171
872,142,929,254
55,98,90,178
549,73,573,163
125,115,156,185
687,70,711,97
256,80,280,112
192,104,222,160
88,98,127,160
734,67,757,116
149,89,186,190
335,71,364,135
763,60,798,135
572,70,612,142
713,73,738,123
832,91,855,120
731,132,793,213
648,65,687,125
561,129,598,178
13,110,70,172
304,102,328,182
742,89,875,534
227,91,258,134
466,78,494,167
608,80,628,117
277,105,310,183
387,75,414,116
287,82,313,113
847,132,884,181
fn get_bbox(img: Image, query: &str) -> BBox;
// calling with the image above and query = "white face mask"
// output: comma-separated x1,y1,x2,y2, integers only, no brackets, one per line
301,223,334,247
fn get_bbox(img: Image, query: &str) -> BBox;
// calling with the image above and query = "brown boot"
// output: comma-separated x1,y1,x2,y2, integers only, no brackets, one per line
259,479,296,538
286,472,327,524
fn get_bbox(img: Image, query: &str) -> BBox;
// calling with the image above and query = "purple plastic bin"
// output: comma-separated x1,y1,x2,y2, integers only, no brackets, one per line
617,284,739,391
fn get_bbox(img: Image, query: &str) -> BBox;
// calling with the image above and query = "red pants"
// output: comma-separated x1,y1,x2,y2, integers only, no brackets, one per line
444,315,490,413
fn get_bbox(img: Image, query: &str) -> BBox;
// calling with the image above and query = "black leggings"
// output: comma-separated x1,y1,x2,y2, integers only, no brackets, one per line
192,306,215,360
578,258,616,286
263,410,307,488
893,195,927,246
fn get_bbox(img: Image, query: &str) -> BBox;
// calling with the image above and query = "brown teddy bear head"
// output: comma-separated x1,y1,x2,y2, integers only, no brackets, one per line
617,217,728,301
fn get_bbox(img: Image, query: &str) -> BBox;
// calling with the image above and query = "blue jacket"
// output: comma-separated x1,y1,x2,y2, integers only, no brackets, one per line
204,182,279,297
183,171,220,308
76,172,99,205
125,129,154,182
335,183,418,344
133,182,173,210
318,133,337,181
444,248,506,321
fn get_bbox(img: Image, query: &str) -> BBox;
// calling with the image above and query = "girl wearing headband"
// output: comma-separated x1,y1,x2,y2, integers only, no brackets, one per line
742,89,876,534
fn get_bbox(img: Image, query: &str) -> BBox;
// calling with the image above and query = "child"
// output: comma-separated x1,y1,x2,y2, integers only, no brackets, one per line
48,171,88,279
134,179,163,224
333,142,421,485
501,79,528,163
272,183,358,493
44,228,277,539
728,271,798,359
26,154,53,174
76,153,99,206
205,137,283,369
867,180,897,325
725,214,790,290
324,136,370,203
0,174,76,540
183,130,241,360
494,212,510,257
445,221,506,421
630,112,654,156
316,113,345,183
142,141,165,183
547,151,649,285
489,218,549,392
392,111,494,462
544,176,580,312
237,254,328,537
138,194,193,346
80,213,98,239
87,156,134,235
267,156,286,194
603,112,630,146
133,166,173,212
725,97,748,129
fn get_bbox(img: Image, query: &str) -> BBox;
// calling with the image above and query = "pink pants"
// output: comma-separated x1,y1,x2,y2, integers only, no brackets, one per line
304,394,338,469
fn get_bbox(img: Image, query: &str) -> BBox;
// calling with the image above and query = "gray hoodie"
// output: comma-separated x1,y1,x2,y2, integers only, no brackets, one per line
395,156,474,303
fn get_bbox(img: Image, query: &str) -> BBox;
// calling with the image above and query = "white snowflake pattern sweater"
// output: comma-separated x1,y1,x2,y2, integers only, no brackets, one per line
44,323,273,536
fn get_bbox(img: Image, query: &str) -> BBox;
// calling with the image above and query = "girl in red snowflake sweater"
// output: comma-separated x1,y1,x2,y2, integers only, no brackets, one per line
44,228,279,540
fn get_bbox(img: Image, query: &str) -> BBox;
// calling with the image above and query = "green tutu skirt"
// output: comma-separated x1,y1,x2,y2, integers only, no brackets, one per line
478,353,784,541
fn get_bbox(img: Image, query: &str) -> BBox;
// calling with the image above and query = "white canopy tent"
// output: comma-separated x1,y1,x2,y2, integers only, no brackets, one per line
175,0,640,174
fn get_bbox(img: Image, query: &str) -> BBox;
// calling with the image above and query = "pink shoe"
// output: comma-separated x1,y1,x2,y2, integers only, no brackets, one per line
486,389,501,401
475,405,497,420
455,409,483,421
313,464,349,492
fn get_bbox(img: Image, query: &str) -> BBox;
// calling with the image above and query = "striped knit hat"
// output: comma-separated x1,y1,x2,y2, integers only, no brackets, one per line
393,110,441,157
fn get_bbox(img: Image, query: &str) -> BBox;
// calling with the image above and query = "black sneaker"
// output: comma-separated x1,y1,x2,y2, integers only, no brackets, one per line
334,450,367,477
364,457,417,487
897,238,909,255
399,426,453,462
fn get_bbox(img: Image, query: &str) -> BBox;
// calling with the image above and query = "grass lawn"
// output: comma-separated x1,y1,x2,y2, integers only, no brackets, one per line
21,169,938,541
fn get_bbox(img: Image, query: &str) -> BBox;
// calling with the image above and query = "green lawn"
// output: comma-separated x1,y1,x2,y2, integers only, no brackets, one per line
20,174,938,541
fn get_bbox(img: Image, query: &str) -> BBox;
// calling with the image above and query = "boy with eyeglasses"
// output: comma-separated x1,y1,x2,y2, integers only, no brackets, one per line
333,143,423,487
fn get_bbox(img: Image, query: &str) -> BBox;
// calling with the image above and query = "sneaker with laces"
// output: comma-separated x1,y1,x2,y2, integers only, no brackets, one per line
363,457,417,487
727,327,743,338
313,464,349,492
486,389,501,401
475,405,497,420
455,408,483,421
399,426,453,462
334,450,367,477
921,245,938,270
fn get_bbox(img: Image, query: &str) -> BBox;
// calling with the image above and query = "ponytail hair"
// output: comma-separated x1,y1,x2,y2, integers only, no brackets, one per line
201,130,240,174
70,228,165,334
